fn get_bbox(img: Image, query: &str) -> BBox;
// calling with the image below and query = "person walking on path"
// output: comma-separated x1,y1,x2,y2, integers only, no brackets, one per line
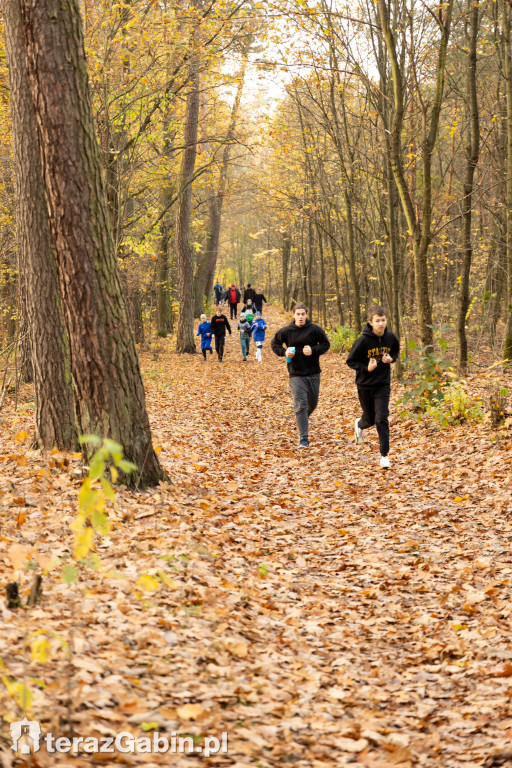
197,314,213,361
271,303,330,447
346,306,400,469
242,299,254,322
253,288,267,315
237,312,252,361
228,284,241,319
210,306,232,362
251,312,267,362
243,284,256,303
213,281,223,306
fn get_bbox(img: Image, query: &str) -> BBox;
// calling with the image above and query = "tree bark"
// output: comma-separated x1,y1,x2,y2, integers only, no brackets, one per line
175,58,200,353
457,0,480,370
4,0,76,450
502,0,512,360
19,0,166,485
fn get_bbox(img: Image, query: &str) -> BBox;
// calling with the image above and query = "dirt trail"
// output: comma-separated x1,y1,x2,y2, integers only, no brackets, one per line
1,306,511,767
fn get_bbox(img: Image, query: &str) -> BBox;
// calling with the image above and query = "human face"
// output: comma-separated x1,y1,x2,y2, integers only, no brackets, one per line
216,308,222,315
369,314,387,336
294,309,308,327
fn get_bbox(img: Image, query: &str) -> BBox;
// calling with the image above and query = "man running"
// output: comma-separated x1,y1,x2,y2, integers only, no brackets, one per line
210,306,232,362
271,304,330,447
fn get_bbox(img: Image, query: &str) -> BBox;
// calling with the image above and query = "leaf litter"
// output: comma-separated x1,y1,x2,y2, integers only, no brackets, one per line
0,307,511,767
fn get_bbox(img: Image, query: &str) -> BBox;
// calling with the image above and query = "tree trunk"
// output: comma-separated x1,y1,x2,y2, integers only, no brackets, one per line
20,0,166,486
502,0,512,360
457,0,480,370
4,0,76,450
175,59,200,354
156,81,178,337
281,230,291,309
201,42,251,306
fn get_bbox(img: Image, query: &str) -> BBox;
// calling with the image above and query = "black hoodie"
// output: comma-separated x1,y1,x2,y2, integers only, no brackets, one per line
346,324,400,388
271,319,330,377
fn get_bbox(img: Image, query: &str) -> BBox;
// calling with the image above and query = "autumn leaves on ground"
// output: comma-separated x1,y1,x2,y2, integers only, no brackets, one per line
1,306,511,768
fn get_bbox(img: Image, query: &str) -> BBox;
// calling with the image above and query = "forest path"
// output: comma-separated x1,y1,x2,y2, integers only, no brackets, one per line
0,306,511,768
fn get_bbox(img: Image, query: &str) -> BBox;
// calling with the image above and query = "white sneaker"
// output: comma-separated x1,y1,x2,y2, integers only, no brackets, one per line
354,418,364,444
380,455,391,469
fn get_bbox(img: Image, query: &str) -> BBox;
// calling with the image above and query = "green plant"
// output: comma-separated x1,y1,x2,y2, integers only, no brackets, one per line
327,325,356,352
425,382,484,427
399,337,450,418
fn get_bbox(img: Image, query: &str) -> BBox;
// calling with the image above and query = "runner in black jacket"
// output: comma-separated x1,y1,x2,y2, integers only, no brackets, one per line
346,305,399,468
210,307,232,362
271,303,330,447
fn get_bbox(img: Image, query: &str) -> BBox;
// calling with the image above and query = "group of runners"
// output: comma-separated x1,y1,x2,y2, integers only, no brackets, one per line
196,291,400,469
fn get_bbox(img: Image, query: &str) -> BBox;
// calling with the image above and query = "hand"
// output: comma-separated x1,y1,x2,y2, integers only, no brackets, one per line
285,347,295,358
303,345,312,356
382,353,393,364
368,357,377,372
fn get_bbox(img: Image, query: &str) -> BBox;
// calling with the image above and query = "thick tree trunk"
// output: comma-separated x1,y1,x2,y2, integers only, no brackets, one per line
4,0,76,450
20,0,166,486
457,0,480,370
175,60,199,353
502,0,512,360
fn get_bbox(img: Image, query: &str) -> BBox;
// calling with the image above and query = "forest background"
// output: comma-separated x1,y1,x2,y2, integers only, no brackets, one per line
2,0,512,377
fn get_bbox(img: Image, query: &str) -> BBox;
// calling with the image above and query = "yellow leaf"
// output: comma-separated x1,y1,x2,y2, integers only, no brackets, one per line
15,430,29,442
137,574,160,592
157,571,180,590
30,636,51,663
73,527,94,560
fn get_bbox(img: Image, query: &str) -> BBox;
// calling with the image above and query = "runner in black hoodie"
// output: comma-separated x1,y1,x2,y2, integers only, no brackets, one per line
271,303,330,448
210,307,232,362
346,306,400,468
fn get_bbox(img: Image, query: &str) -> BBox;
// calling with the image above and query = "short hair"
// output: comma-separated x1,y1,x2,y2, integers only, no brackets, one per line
368,305,387,320
247,283,251,287
294,303,309,314
200,314,206,320
216,306,222,311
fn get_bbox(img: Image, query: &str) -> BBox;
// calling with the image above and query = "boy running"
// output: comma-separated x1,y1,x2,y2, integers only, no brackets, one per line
210,306,231,362
251,312,267,362
346,306,400,468
238,312,251,361
196,314,212,360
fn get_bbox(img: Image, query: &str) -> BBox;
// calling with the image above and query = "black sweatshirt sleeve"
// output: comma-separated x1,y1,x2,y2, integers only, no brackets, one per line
346,336,367,371
225,317,231,334
271,328,287,357
311,327,330,356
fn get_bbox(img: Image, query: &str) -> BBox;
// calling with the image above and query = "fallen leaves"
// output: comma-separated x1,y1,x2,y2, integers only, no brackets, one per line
0,308,511,767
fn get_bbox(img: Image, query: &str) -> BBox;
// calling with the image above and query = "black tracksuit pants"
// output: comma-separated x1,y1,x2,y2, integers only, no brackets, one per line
229,302,237,319
214,335,226,358
357,385,390,457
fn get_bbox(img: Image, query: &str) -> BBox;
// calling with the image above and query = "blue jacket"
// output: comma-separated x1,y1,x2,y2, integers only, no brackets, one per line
197,321,212,348
251,317,267,342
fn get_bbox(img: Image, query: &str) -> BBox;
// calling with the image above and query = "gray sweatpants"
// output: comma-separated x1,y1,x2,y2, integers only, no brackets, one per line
289,374,321,441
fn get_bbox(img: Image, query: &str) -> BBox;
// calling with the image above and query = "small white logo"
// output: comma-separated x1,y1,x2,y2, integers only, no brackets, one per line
10,718,42,754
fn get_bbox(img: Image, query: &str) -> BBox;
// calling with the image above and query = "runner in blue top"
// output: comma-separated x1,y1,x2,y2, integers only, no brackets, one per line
251,313,267,362
197,314,213,361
